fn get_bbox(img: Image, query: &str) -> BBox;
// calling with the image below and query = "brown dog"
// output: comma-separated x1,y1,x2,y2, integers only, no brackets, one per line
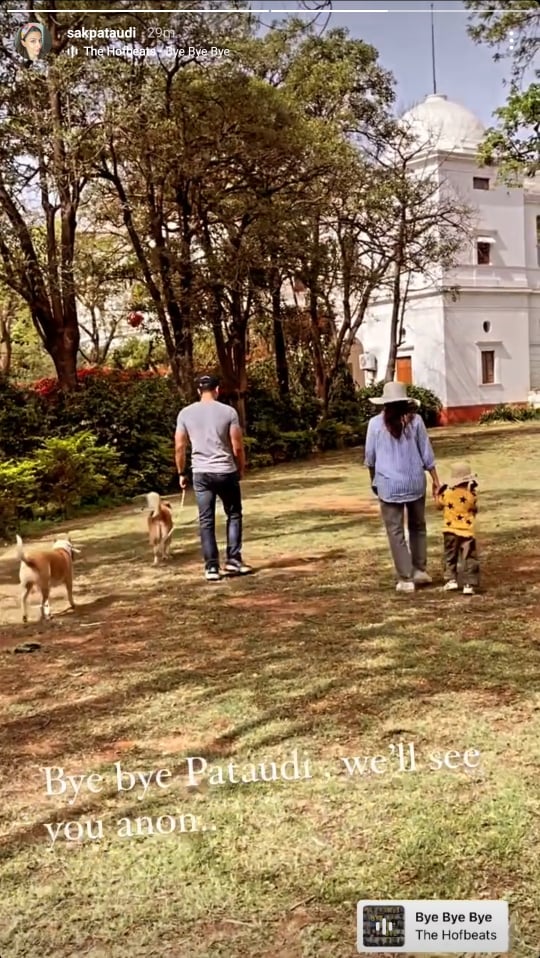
16,534,80,624
145,493,174,565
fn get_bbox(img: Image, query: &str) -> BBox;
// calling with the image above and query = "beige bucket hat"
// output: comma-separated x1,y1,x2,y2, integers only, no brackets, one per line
369,381,420,406
449,461,478,487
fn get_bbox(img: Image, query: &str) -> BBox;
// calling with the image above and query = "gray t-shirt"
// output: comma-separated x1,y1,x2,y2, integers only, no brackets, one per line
176,400,240,474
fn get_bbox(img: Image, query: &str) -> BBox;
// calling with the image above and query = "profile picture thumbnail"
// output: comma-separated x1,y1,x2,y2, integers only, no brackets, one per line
15,22,52,62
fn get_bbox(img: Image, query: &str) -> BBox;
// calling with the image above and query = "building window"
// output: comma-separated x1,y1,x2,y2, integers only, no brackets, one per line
482,320,491,333
396,355,413,384
473,177,489,190
481,350,495,384
477,241,491,265
536,215,540,268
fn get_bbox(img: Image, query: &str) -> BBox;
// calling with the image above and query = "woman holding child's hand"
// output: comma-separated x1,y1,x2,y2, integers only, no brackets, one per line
364,382,440,593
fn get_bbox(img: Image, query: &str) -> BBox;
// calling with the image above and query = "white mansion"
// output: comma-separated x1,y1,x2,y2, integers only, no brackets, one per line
348,93,540,423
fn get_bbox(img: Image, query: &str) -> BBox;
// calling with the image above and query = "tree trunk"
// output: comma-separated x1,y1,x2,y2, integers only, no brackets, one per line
99,158,194,399
310,302,328,407
0,304,12,376
235,344,248,432
305,215,328,409
43,314,79,389
50,339,79,389
384,214,406,383
230,289,249,431
384,278,401,383
169,307,194,398
270,269,289,397
156,237,194,398
208,288,248,429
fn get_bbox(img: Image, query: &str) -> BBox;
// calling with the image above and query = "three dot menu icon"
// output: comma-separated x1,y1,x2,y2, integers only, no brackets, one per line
363,905,406,948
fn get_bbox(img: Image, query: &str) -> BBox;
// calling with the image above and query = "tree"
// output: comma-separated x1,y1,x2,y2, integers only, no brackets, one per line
355,121,473,383
466,1,540,179
75,232,138,365
271,25,396,408
92,10,253,397
0,2,164,389
0,284,19,375
0,10,98,389
0,2,251,391
194,72,334,425
0,282,54,380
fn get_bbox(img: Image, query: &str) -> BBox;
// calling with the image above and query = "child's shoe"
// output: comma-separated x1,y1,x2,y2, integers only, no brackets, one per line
462,584,475,595
443,579,458,591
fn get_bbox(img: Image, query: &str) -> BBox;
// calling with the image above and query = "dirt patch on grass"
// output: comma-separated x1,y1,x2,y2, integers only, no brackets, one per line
226,594,327,616
258,549,347,571
300,494,379,515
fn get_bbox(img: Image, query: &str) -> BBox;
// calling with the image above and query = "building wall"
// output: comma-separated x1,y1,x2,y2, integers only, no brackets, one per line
440,156,527,267
523,193,540,273
529,298,540,391
524,194,540,392
443,291,531,408
361,292,447,403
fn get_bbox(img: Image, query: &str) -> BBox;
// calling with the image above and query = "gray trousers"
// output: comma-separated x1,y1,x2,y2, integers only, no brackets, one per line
379,497,427,581
443,533,480,587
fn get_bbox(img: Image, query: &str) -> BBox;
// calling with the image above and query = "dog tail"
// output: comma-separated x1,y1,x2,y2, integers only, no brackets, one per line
15,534,34,567
146,492,161,519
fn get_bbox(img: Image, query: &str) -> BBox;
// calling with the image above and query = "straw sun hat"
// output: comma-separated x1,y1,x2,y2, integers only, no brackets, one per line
369,382,420,406
449,461,478,488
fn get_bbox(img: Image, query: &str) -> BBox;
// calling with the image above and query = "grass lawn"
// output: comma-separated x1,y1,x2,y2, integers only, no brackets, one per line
0,422,539,958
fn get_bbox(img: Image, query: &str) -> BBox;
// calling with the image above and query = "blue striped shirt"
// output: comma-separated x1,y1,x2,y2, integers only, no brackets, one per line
364,412,436,503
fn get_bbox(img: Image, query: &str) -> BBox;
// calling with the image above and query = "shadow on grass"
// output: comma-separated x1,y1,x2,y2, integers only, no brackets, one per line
1,525,538,743
1,583,539,859
52,505,378,577
0,425,538,858
431,423,540,459
245,468,350,497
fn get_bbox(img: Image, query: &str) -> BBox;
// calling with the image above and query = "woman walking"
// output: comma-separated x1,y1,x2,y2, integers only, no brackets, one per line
364,382,441,593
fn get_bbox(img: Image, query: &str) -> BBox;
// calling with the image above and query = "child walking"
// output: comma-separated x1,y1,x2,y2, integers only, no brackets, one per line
436,461,480,595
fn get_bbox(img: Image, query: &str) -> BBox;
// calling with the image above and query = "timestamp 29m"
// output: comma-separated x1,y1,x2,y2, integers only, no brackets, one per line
147,27,176,40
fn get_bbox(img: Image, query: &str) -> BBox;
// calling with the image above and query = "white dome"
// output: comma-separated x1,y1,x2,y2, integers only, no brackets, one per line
401,93,485,154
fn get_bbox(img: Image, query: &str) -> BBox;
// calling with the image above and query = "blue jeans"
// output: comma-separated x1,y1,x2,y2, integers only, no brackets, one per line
192,471,242,569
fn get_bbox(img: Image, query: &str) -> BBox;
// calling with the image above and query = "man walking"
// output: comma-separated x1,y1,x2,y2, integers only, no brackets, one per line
175,375,252,581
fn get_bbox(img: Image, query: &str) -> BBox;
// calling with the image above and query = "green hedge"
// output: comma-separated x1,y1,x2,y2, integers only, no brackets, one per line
0,367,444,537
479,403,540,424
0,376,42,459
353,381,443,428
0,431,125,540
315,419,367,451
36,368,180,494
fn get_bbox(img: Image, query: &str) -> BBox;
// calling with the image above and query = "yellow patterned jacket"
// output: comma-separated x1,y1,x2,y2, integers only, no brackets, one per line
436,483,478,538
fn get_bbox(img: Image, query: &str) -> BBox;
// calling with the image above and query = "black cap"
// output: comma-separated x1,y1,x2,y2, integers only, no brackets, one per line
196,374,219,391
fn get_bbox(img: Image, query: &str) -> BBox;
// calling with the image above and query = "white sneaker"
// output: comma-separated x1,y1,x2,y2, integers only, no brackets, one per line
413,569,432,585
224,560,253,575
396,580,415,593
443,580,459,591
463,584,475,595
205,566,222,582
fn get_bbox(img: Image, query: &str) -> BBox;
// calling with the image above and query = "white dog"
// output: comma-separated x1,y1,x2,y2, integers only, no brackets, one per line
16,534,80,623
